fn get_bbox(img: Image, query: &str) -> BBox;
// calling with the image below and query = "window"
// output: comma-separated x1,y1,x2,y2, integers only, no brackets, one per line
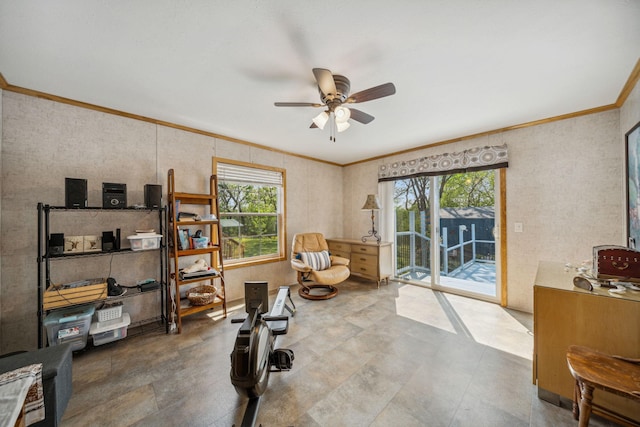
213,158,286,267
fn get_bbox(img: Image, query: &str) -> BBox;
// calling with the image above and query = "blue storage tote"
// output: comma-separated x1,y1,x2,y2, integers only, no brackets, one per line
44,304,95,351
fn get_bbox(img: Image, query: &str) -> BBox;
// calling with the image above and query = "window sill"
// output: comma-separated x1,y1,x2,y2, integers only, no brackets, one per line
223,254,287,270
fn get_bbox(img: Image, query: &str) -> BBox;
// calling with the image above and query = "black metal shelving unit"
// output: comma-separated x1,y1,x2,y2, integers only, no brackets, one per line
36,203,169,348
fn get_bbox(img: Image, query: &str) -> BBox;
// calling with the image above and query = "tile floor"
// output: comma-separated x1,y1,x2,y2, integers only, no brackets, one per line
61,279,623,426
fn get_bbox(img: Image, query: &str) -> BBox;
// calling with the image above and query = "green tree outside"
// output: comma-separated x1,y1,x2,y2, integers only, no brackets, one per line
219,182,279,258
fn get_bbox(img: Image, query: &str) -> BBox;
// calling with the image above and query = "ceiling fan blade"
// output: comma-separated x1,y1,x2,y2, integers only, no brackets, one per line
274,102,323,107
346,82,396,103
312,68,337,96
349,108,375,124
310,122,318,128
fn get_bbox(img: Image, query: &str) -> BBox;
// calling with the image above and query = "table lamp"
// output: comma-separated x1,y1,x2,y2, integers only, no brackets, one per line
361,194,381,243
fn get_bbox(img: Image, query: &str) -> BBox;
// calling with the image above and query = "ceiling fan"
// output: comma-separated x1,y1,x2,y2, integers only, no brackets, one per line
274,68,396,141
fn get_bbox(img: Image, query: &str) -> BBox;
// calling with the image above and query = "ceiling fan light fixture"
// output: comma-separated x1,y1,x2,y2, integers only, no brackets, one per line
274,67,396,140
334,106,351,123
336,121,350,132
312,111,329,129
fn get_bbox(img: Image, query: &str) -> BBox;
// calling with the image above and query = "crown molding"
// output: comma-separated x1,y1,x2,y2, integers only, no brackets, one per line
346,58,640,167
0,78,342,167
2,57,638,168
344,104,618,167
616,58,640,107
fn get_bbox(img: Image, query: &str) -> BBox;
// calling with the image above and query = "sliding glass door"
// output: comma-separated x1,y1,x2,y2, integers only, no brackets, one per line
395,176,433,282
394,170,500,301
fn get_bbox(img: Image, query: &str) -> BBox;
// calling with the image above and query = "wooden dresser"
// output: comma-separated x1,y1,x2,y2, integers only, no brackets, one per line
326,238,392,287
533,261,640,425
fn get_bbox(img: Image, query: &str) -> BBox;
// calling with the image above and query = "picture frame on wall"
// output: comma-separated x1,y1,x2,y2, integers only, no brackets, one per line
626,120,640,248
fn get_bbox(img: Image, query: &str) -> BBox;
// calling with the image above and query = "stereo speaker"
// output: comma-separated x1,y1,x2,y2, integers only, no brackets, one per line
115,228,121,250
102,231,114,251
65,178,87,208
144,184,162,208
49,233,64,256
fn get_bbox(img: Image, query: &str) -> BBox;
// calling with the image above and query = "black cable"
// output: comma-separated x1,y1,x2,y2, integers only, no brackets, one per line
107,252,114,278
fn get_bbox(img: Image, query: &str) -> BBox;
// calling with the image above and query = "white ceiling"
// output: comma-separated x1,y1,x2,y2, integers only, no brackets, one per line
1,1,639,165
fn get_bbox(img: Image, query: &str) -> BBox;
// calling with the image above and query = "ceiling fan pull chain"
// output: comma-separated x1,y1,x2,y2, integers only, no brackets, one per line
334,112,338,142
330,111,336,142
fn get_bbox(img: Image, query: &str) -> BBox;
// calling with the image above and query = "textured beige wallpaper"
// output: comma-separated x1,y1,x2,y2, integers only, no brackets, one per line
0,91,343,352
343,109,625,314
1,82,637,351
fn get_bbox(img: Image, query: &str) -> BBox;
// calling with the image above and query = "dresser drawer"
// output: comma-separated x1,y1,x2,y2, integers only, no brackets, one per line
328,241,351,253
330,250,350,260
351,254,378,270
351,253,378,276
351,244,379,256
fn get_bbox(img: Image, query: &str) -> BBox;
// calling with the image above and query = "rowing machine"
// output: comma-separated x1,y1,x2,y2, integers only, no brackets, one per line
230,282,296,426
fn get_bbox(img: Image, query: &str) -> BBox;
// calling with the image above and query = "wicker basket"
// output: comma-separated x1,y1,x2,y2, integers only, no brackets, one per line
186,285,218,306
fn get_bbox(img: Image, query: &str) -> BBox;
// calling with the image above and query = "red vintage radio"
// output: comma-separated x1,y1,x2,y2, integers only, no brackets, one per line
593,245,640,282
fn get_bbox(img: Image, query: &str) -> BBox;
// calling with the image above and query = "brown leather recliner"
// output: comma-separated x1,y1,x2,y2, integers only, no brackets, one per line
290,233,350,300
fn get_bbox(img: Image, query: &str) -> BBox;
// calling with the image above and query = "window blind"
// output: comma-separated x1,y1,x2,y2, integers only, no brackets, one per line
216,162,283,186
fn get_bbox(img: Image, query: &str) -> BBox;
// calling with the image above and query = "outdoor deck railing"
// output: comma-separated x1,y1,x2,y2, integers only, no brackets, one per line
396,212,495,277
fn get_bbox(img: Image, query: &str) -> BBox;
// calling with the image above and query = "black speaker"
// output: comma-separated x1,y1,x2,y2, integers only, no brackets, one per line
102,231,114,251
65,178,87,208
144,184,162,208
49,233,64,256
102,182,127,209
115,228,121,250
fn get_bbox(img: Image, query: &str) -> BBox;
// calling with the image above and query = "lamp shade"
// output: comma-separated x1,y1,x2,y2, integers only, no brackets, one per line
312,111,329,129
336,121,350,132
361,194,381,210
334,106,351,123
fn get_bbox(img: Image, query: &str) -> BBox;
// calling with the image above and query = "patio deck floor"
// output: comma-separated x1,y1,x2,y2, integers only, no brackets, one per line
399,261,497,298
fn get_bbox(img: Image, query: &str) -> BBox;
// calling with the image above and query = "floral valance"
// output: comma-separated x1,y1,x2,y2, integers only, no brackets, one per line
378,144,508,182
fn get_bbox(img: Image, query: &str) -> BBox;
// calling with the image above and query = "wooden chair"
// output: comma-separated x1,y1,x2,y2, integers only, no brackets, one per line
566,345,640,427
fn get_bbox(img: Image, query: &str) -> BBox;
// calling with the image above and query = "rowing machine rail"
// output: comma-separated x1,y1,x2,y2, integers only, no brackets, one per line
230,284,296,427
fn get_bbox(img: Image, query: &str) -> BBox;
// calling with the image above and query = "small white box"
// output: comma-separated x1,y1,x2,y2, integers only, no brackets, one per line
127,234,162,251
90,312,130,346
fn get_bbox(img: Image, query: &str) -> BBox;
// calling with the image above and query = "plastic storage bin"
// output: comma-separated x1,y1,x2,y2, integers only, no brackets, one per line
191,236,209,249
89,312,131,346
127,234,162,251
44,304,95,351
